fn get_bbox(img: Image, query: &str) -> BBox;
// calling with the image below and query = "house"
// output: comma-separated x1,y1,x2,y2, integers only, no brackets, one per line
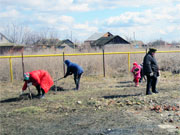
34,38,75,50
91,35,130,48
131,40,145,48
0,32,24,54
84,32,130,48
0,32,13,44
57,39,76,49
84,32,113,46
34,38,60,49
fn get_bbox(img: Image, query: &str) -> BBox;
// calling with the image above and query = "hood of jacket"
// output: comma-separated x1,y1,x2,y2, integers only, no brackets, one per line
64,60,71,66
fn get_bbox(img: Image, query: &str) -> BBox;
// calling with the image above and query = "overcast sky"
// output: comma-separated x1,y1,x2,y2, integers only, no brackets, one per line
0,0,180,43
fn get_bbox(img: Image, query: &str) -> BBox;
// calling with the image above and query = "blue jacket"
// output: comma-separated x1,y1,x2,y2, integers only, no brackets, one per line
64,60,84,77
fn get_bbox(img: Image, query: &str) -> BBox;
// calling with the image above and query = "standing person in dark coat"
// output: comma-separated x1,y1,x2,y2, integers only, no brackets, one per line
64,60,84,90
143,48,160,95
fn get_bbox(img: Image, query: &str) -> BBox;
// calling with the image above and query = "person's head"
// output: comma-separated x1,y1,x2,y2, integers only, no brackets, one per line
24,72,30,81
133,62,138,67
64,60,71,66
148,48,157,56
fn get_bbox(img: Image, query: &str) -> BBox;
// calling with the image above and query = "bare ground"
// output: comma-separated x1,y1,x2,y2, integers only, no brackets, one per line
0,72,180,135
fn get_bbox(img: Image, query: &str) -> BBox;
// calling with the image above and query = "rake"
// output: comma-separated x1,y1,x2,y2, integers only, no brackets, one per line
54,77,64,92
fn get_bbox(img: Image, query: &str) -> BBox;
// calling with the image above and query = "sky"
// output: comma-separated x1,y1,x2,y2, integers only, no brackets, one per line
0,0,180,43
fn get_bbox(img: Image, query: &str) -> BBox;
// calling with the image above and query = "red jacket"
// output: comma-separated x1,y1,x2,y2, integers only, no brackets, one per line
22,70,54,93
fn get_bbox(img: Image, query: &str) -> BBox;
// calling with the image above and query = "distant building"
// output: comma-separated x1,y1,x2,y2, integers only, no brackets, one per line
0,32,13,44
130,40,145,48
57,39,76,49
92,35,130,48
34,38,75,50
0,32,23,54
84,32,113,46
84,32,130,48
34,38,60,49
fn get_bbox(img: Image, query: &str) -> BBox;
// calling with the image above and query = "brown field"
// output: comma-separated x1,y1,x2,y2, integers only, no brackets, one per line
0,47,180,135
0,72,180,135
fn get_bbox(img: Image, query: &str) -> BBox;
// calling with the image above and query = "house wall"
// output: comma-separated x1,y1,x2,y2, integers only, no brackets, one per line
84,41,95,47
0,46,13,54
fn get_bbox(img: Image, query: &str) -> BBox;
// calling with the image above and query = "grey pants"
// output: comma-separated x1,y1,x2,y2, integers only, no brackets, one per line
74,73,82,90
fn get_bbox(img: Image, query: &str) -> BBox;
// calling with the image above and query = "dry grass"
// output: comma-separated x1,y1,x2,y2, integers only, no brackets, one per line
0,46,180,81
0,72,180,135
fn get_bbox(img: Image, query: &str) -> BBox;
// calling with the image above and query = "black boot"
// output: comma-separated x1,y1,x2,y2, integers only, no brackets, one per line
39,90,45,99
152,90,159,93
146,89,152,95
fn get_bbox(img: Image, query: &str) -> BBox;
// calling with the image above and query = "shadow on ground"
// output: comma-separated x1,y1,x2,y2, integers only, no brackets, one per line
1,86,66,104
113,81,134,88
0,97,22,103
103,93,142,99
117,81,132,84
0,93,38,103
50,85,65,91
115,84,134,88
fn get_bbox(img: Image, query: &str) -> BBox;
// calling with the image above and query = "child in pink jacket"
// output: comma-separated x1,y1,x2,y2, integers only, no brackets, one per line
131,62,141,87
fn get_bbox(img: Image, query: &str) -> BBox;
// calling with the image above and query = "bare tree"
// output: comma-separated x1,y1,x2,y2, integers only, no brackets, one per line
38,27,60,39
2,23,61,46
2,23,32,44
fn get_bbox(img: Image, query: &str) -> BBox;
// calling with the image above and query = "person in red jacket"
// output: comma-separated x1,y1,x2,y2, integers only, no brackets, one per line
21,70,54,98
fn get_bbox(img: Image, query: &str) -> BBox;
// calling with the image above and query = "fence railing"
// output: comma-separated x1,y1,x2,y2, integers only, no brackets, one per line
0,50,180,82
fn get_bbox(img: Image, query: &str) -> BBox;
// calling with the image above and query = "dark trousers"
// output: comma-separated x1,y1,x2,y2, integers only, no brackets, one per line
36,85,45,96
74,73,82,90
146,75,158,94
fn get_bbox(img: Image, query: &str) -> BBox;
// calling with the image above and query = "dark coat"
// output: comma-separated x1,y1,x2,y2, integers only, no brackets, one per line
64,60,84,77
143,52,159,77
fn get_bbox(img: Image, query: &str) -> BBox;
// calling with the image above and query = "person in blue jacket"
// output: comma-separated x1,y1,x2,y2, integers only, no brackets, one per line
64,60,84,90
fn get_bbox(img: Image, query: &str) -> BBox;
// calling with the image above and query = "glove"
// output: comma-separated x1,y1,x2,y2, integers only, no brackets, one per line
27,82,32,87
150,72,153,76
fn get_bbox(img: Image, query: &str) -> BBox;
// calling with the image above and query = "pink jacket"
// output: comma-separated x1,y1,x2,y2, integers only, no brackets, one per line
131,62,141,79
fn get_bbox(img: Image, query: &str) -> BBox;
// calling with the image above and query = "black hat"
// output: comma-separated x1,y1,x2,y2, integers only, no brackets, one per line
149,48,157,52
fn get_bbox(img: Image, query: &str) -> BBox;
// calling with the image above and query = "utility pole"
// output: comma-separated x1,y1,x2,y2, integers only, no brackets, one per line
71,31,72,41
133,32,136,41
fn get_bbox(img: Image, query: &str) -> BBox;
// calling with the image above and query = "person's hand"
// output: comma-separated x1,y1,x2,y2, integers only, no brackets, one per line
150,72,153,76
69,72,73,75
157,70,160,77
20,91,24,96
27,82,32,87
